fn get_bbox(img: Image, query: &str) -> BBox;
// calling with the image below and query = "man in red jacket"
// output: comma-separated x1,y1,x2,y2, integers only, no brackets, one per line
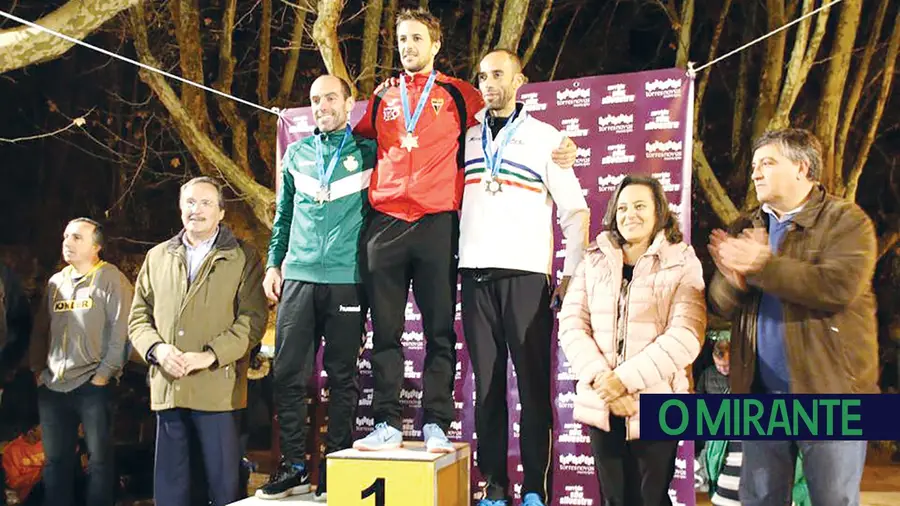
353,8,577,453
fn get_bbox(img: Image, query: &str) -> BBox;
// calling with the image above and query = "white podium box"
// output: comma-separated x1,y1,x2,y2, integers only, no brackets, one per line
327,442,471,505
228,492,321,505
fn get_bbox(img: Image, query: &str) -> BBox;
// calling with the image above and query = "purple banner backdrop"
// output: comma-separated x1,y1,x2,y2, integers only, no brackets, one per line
275,67,695,506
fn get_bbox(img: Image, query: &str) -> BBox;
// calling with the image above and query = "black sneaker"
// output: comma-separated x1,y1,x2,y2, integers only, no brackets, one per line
254,459,310,500
313,459,327,502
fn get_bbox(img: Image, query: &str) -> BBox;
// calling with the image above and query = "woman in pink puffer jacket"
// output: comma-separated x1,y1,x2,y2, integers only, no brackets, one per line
559,175,707,506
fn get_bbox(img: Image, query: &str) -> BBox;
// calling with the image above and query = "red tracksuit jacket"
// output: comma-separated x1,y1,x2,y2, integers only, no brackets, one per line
354,71,484,222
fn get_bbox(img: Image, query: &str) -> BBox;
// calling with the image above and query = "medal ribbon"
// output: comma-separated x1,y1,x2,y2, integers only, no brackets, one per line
481,107,525,179
399,70,438,135
314,124,351,189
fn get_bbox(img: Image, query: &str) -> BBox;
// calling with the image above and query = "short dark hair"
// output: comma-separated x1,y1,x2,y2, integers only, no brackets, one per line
68,217,105,250
396,8,442,44
752,128,822,181
180,176,225,210
602,175,683,246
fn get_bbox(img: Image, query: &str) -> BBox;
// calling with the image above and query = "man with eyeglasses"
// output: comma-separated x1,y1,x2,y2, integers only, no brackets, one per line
129,176,268,506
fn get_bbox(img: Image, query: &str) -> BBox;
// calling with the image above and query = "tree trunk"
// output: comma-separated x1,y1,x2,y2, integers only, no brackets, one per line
496,0,529,53
360,0,384,97
521,0,553,68
751,0,786,140
835,0,889,192
694,140,740,226
0,0,141,74
694,0,731,119
313,0,354,95
814,0,862,192
275,3,309,106
214,0,251,175
130,3,275,229
169,0,212,136
380,0,398,81
767,0,831,131
549,1,578,81
468,0,482,67
674,0,694,68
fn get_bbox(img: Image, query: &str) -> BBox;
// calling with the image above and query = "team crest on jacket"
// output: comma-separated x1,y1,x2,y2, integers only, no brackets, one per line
431,98,444,115
383,106,400,121
343,155,359,171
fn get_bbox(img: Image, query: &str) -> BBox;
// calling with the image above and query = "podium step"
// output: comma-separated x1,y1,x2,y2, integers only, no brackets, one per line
328,442,470,505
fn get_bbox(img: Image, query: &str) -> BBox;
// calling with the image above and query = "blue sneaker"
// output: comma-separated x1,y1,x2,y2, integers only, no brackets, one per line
477,499,508,506
422,423,454,453
521,493,545,506
352,422,403,451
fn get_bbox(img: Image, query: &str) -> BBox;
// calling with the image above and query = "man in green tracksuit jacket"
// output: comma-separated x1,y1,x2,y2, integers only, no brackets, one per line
258,74,376,501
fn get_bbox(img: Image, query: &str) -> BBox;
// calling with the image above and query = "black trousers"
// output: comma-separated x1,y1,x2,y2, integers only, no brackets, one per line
589,417,678,506
273,281,366,464
361,210,459,431
461,272,553,502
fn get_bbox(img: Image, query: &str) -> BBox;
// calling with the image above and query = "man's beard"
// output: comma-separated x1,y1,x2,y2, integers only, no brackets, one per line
487,89,512,113
402,53,428,73
316,113,346,133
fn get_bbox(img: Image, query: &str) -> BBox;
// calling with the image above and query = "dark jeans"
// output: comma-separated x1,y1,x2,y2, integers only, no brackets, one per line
740,440,867,506
37,382,114,506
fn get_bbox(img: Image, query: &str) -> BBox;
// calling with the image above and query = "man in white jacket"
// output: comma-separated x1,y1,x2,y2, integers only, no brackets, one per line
459,49,590,506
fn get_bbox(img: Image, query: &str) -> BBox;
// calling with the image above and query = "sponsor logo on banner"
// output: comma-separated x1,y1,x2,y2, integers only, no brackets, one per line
601,144,636,165
558,422,591,444
555,248,566,259
357,358,372,375
455,301,462,321
574,147,591,168
645,109,680,130
363,332,373,349
448,421,463,439
513,422,521,439
319,387,329,402
561,118,589,138
402,418,422,438
404,359,421,379
557,364,577,381
399,388,423,407
652,172,681,192
560,485,594,506
669,202,683,221
521,91,548,112
598,113,634,134
646,140,684,161
673,456,688,480
405,302,421,321
645,78,683,99
669,489,687,506
556,84,591,108
402,331,424,350
356,416,375,429
455,401,464,410
558,454,595,475
287,115,315,134
557,391,576,409
601,83,635,104
359,388,373,406
319,369,328,378
455,360,463,380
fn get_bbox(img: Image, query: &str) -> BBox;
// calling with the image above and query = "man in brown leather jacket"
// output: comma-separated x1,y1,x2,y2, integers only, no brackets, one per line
708,128,877,506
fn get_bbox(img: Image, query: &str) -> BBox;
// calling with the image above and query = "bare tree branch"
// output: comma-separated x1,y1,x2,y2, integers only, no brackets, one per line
549,1,579,81
257,0,272,105
380,0,398,82
274,2,309,105
695,0,730,117
169,0,212,136
674,0,694,68
751,0,786,140
522,0,553,69
474,0,502,78
497,0,530,54
469,0,483,67
130,2,275,228
312,0,355,95
0,0,141,74
694,139,740,226
845,9,899,201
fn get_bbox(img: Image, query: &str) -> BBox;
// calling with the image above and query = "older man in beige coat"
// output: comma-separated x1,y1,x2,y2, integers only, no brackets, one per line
129,176,267,506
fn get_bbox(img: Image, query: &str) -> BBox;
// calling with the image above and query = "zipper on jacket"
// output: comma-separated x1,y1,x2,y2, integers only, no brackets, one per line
59,325,68,380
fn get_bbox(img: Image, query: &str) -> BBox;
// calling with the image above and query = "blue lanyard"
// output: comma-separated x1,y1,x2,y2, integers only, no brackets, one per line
481,108,524,178
399,70,437,134
314,125,350,188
